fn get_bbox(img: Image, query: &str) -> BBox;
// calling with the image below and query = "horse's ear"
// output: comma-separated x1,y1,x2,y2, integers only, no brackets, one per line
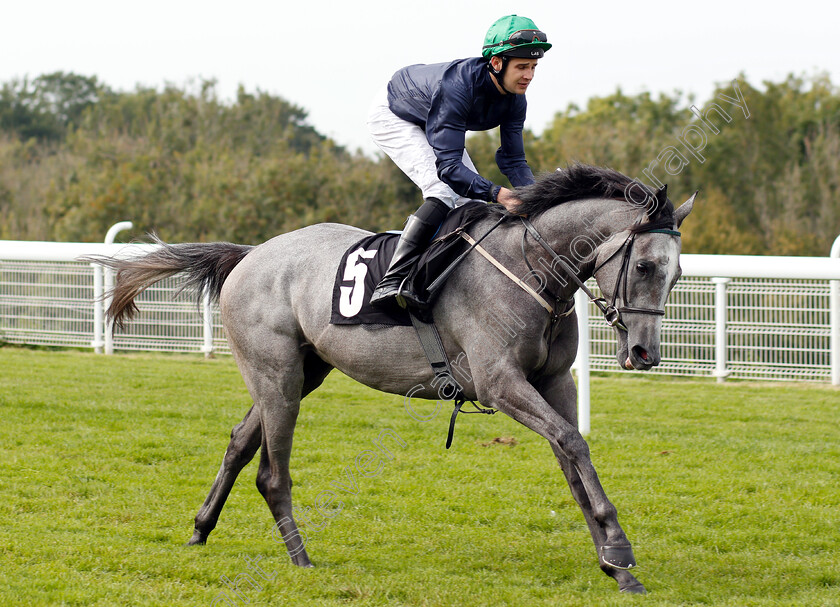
655,184,668,207
646,184,668,221
675,190,698,227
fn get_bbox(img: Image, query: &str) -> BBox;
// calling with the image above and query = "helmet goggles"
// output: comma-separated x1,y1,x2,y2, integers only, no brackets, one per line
482,29,548,52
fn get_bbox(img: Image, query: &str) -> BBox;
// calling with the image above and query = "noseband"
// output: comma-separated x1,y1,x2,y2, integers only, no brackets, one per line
520,216,681,331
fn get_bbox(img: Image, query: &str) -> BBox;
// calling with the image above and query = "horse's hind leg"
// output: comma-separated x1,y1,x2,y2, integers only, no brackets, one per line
237,344,333,567
255,350,333,565
188,352,332,547
251,366,311,565
188,404,262,545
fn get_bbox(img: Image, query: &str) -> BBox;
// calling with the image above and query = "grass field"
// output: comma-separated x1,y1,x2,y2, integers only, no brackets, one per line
1,346,838,606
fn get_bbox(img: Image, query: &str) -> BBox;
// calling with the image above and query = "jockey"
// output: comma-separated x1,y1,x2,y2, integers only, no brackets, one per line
367,14,551,308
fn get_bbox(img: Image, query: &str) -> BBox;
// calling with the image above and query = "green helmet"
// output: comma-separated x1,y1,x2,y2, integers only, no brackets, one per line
481,15,552,59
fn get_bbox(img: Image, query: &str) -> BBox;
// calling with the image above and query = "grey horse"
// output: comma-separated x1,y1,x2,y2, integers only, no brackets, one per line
100,164,695,594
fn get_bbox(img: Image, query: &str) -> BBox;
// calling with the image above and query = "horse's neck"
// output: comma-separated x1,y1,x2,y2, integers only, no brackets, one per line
526,198,637,295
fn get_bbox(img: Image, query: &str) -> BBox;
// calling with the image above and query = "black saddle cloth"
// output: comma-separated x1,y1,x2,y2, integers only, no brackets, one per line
330,201,487,326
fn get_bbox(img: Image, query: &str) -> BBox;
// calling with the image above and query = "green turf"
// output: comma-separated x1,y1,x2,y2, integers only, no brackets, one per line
1,347,838,606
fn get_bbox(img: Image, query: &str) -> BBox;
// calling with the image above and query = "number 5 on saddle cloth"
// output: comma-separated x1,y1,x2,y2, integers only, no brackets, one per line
330,201,488,328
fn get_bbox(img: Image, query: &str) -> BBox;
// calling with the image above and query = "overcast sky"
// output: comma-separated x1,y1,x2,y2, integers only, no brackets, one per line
3,1,837,155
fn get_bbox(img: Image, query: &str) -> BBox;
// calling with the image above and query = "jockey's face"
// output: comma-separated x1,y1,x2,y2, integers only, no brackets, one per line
491,57,538,95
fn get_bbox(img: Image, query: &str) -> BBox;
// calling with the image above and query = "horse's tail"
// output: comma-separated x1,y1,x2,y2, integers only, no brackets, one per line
83,236,253,329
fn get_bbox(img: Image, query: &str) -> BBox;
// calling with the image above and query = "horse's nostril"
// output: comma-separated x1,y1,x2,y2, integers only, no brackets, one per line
633,346,650,362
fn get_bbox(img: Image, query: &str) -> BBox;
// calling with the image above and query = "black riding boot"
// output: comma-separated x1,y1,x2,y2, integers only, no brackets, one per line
369,197,449,309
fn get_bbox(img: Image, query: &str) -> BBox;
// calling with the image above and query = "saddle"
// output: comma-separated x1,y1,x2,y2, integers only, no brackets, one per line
330,202,485,327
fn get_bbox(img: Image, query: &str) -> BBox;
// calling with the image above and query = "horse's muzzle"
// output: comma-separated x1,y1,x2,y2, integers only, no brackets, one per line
625,345,659,370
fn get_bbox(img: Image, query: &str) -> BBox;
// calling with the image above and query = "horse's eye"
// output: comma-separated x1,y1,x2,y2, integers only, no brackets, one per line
636,262,651,276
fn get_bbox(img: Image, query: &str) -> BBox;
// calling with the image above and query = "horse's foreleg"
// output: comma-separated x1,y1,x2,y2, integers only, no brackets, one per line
534,371,645,594
188,404,262,545
479,369,643,593
552,446,645,593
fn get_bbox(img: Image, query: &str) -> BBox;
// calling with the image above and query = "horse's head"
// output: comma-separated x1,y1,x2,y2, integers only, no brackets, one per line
593,186,696,370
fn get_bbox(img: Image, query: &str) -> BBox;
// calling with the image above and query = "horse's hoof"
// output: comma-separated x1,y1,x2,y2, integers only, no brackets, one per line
620,581,647,594
600,544,636,570
186,530,207,546
291,553,313,568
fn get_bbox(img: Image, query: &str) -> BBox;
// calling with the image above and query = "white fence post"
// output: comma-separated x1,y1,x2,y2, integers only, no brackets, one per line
91,264,104,353
201,288,214,358
574,289,591,435
831,235,840,385
102,221,133,355
712,277,731,383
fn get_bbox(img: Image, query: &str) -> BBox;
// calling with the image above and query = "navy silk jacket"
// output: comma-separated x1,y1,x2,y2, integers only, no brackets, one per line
386,57,535,201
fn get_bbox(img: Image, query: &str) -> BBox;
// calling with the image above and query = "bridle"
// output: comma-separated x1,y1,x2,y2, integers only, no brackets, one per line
520,215,681,331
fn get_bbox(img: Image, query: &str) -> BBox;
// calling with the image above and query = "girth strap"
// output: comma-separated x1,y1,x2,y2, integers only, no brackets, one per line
408,309,455,380
407,309,495,449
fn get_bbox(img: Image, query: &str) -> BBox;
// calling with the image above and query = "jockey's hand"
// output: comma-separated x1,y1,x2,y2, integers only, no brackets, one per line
497,187,523,214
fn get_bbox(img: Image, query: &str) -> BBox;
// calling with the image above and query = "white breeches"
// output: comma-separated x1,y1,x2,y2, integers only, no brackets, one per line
366,87,478,209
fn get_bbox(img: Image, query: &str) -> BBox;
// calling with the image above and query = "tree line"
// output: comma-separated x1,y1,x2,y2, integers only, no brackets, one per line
1,71,838,255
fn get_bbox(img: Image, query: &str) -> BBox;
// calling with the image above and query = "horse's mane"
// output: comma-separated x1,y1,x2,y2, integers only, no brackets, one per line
468,163,674,223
